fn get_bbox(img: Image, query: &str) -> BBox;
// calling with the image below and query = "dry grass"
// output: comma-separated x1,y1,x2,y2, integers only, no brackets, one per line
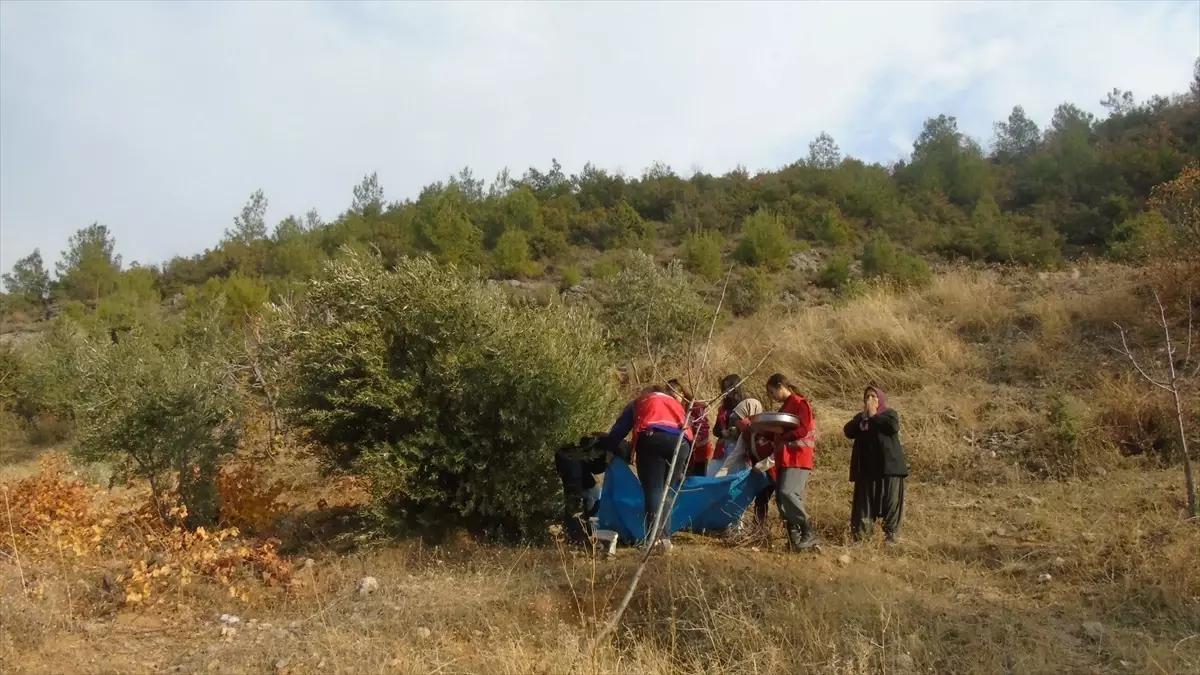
3,457,1197,675
3,261,1199,675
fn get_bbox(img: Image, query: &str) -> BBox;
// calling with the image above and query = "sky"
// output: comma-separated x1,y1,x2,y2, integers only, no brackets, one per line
1,1,1197,273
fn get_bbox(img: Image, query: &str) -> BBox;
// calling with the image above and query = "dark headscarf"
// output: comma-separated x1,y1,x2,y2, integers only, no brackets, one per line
861,386,888,430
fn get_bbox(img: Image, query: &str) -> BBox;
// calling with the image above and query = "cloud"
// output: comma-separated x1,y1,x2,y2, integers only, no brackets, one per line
1,0,1196,272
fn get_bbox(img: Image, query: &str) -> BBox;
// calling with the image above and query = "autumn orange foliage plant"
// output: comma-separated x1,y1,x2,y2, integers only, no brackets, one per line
2,453,293,607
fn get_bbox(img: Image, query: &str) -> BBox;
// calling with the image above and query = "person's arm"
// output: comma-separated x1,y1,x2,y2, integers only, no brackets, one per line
869,409,900,435
724,411,744,439
844,413,864,439
606,402,635,447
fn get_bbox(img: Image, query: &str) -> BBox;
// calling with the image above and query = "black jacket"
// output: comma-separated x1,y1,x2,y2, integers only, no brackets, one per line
843,409,908,481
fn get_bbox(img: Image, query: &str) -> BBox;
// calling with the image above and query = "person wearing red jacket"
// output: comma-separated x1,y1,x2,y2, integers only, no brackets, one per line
765,373,820,551
606,384,694,550
668,379,712,477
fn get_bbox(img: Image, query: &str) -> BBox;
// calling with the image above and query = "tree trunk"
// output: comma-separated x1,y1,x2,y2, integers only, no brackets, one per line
1172,386,1198,518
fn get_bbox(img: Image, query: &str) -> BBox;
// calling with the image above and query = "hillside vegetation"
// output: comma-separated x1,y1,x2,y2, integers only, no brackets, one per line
2,72,1199,675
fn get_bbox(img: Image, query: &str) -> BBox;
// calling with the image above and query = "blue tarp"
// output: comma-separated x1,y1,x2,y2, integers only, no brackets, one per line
594,458,771,543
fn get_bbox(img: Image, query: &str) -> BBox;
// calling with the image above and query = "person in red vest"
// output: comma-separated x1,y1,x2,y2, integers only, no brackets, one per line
709,374,746,475
764,373,820,551
607,384,694,550
668,379,712,477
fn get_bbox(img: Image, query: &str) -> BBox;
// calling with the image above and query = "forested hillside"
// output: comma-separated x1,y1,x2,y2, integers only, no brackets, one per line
3,65,1199,323
3,64,1200,675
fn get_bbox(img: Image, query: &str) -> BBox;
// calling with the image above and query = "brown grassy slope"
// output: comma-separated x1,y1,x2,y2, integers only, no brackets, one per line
3,262,1199,675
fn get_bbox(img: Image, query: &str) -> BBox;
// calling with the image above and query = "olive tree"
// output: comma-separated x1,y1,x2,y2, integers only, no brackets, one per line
279,250,614,540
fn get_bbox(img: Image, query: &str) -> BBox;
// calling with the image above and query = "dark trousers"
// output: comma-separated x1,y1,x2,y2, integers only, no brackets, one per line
753,484,775,526
554,452,597,545
851,476,905,539
686,461,709,477
635,430,688,539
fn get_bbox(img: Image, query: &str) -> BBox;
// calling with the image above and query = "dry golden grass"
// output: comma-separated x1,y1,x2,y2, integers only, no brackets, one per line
3,456,1197,675
3,261,1198,675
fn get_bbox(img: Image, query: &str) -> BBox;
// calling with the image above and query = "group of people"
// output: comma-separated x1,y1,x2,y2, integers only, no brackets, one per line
557,373,910,554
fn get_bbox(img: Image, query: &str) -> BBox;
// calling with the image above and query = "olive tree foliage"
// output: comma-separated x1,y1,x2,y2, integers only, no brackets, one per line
596,250,711,361
276,250,614,540
3,249,51,309
36,305,241,528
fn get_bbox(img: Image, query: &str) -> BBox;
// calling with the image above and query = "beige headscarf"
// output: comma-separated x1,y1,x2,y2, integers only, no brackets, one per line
710,398,764,477
733,398,764,422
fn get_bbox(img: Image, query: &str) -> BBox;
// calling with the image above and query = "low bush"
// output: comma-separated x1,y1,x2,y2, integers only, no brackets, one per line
281,251,614,540
728,267,774,317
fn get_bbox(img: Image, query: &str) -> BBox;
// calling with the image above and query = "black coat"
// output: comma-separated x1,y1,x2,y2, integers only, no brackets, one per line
843,409,909,481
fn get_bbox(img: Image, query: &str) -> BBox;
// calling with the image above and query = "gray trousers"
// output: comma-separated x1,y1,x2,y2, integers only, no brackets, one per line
851,476,905,538
775,468,812,531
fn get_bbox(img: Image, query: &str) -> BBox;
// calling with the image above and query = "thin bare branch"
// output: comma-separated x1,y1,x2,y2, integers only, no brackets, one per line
1114,323,1173,392
1183,294,1194,370
1156,292,1180,386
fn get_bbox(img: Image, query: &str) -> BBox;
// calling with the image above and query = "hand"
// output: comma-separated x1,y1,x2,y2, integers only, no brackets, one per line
865,399,879,417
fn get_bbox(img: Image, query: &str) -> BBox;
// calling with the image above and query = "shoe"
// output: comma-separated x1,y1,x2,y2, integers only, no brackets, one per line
884,533,900,547
787,526,821,551
638,537,673,556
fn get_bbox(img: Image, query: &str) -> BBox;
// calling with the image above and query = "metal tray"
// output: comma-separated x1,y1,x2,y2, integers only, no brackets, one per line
748,412,801,434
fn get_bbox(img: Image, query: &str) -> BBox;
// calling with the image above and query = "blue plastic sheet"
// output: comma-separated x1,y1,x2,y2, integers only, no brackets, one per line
594,458,771,543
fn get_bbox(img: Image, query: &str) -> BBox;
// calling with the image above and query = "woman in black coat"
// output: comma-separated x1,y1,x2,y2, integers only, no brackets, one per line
843,385,908,545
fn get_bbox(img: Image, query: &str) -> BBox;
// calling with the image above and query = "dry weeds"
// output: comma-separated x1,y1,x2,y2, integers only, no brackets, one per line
3,262,1198,675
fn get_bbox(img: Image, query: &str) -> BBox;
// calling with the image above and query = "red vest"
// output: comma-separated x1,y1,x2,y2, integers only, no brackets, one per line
775,393,816,470
632,392,693,441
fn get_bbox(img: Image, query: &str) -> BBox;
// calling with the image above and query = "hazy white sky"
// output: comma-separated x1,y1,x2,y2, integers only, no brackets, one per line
1,1,1197,272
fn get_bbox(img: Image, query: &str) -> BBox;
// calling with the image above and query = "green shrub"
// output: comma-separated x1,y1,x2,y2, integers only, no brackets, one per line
861,230,933,288
1108,211,1173,262
728,267,774,317
682,231,724,282
282,251,614,540
560,265,582,290
590,249,637,280
493,227,540,279
598,251,710,360
733,211,791,270
814,208,852,248
817,252,852,290
40,310,241,527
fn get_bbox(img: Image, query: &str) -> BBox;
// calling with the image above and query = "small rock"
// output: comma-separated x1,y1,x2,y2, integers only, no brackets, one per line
357,576,380,596
837,554,852,567
1038,573,1053,584
414,626,432,640
220,625,237,638
1081,532,1097,543
1081,621,1105,643
994,526,1008,537
1119,660,1132,669
303,558,315,569
207,660,220,672
274,658,290,673
288,620,301,630
1052,557,1066,568
955,593,969,602
219,614,241,625
1094,466,1107,477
